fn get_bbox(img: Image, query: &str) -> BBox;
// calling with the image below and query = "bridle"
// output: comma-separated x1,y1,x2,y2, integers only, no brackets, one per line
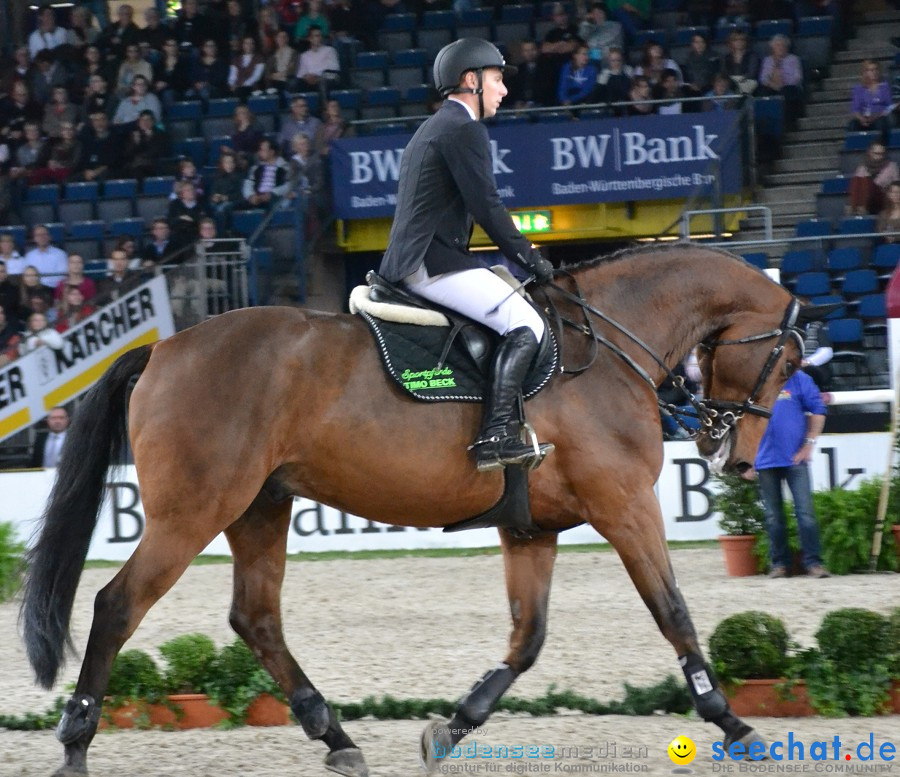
539,274,803,443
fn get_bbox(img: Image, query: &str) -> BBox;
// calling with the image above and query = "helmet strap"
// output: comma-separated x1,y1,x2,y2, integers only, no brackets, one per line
451,68,485,120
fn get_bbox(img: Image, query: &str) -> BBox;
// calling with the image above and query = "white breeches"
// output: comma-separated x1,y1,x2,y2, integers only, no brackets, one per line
404,265,545,341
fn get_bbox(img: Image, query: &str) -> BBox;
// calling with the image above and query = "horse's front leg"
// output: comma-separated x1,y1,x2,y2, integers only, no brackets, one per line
420,529,558,771
594,488,765,751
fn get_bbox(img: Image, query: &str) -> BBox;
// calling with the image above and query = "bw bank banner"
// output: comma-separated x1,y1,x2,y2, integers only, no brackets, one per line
1,433,890,559
331,111,742,219
0,277,175,443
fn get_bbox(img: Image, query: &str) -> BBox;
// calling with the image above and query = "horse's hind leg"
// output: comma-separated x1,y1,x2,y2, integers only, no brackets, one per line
595,490,764,750
54,522,219,776
224,493,368,777
421,530,558,771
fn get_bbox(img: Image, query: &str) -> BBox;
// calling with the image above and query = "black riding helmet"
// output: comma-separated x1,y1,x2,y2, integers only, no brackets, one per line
433,38,517,118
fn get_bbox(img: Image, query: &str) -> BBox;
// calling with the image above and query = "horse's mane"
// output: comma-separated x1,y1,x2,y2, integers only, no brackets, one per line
562,241,765,277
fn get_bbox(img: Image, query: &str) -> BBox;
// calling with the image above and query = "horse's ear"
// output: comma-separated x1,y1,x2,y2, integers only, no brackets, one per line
796,302,842,323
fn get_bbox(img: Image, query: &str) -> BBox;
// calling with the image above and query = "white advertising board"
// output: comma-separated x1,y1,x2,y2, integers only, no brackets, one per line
1,432,892,560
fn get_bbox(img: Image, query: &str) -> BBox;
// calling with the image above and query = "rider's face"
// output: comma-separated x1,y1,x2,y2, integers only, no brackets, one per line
479,67,507,119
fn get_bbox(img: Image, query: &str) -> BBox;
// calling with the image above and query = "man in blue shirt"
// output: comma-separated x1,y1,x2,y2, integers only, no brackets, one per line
751,369,829,578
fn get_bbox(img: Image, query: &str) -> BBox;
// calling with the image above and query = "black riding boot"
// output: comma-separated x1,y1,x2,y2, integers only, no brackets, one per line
470,326,554,472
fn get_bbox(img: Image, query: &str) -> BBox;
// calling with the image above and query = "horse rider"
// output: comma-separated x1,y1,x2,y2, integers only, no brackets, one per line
378,38,555,472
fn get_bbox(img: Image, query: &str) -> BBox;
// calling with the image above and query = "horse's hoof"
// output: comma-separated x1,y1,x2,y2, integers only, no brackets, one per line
324,747,369,777
726,726,767,757
420,719,453,773
52,768,88,777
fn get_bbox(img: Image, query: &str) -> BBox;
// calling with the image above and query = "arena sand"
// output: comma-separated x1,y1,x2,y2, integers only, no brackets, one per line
2,548,898,777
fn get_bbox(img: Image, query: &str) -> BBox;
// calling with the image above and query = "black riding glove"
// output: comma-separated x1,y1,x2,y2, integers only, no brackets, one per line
516,250,554,284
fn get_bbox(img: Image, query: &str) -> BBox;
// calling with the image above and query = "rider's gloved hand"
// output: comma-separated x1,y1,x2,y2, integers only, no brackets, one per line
520,248,554,284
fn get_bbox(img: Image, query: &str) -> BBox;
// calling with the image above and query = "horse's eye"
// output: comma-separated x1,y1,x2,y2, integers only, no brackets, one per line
784,361,797,377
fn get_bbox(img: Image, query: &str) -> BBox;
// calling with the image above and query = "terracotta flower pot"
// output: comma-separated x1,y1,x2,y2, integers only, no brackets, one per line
725,679,814,717
167,694,229,729
717,535,760,577
891,681,900,714
891,526,900,564
99,700,177,730
245,693,291,726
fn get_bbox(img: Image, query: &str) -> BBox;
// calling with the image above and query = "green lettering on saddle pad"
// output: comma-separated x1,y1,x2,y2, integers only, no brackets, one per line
401,366,457,392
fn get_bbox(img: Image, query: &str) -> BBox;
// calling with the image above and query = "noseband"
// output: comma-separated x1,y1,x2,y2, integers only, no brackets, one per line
540,277,802,443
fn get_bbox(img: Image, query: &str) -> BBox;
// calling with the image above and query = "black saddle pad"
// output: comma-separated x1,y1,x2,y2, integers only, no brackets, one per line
360,312,558,402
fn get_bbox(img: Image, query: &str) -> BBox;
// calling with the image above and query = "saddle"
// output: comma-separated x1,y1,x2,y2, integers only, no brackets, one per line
350,269,559,539
351,270,557,403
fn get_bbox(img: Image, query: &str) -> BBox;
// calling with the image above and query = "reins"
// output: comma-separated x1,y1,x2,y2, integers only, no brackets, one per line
537,275,802,442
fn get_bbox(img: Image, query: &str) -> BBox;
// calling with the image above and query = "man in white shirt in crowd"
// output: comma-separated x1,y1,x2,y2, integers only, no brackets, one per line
24,225,69,287
294,25,339,90
28,7,68,59
30,406,70,468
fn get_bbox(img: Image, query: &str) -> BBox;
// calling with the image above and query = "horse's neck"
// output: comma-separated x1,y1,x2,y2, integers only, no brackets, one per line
577,250,775,370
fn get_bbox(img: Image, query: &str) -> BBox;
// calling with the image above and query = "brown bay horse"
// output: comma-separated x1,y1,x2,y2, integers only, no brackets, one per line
22,245,804,777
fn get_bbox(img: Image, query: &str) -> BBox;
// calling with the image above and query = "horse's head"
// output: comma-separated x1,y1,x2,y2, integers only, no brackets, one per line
694,298,807,474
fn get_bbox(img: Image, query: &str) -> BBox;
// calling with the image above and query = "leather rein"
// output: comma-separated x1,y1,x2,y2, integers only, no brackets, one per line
538,272,803,442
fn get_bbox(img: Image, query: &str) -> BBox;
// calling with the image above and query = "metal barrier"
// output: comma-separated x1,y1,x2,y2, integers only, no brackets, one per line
159,238,251,331
682,205,773,242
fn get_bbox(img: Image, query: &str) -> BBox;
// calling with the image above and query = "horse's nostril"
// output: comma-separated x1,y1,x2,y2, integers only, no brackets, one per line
735,461,751,474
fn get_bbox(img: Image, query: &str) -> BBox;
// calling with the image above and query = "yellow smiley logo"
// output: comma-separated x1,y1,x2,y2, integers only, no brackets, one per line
668,735,697,765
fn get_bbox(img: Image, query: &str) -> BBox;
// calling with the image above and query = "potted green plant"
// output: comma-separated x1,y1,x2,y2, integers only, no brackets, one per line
712,474,766,576
207,638,289,726
708,611,812,716
157,633,228,729
0,522,25,604
889,607,900,713
800,608,894,716
102,649,171,729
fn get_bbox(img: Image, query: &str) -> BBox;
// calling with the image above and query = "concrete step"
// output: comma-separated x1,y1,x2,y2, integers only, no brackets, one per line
782,140,842,159
751,193,819,212
795,115,849,131
772,156,839,173
860,10,900,23
809,89,853,103
802,100,854,117
764,169,838,185
846,31,900,48
785,126,846,141
821,75,864,91
832,47,895,62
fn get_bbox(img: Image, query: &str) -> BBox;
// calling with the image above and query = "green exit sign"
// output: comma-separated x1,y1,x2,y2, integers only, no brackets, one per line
511,210,552,233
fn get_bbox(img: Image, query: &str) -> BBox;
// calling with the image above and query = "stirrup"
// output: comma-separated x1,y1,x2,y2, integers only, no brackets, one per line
469,426,554,473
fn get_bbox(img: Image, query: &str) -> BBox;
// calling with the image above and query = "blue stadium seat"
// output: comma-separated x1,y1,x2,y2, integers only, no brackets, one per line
837,215,876,235
844,132,879,151
2,225,27,251
872,243,900,278
382,11,416,30
740,252,768,270
780,249,815,276
820,177,849,195
404,84,431,103
330,89,362,111
857,293,886,320
841,269,879,298
793,271,831,297
44,223,65,243
715,22,751,42
25,184,59,203
104,179,138,198
634,28,669,46
68,220,105,239
231,209,266,237
673,26,710,45
887,129,900,149
828,317,863,348
825,246,862,277
754,19,792,39
166,101,203,120
247,94,280,115
206,98,240,117
810,294,846,319
795,219,832,238
360,87,401,120
110,217,146,237
268,208,295,228
84,260,108,278
501,3,534,21
753,97,785,143
796,16,834,37
65,182,99,201
174,137,206,167
142,176,176,196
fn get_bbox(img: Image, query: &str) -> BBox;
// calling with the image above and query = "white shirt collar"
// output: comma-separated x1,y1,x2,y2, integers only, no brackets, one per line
448,96,477,121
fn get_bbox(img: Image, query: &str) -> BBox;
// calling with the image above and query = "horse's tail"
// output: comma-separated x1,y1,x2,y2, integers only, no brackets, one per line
21,344,154,689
